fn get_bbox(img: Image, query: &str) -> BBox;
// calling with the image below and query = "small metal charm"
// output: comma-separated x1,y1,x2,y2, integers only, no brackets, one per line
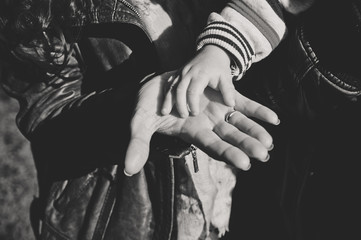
190,145,199,173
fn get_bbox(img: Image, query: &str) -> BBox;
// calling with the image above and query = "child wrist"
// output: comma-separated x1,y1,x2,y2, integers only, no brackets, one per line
196,20,255,81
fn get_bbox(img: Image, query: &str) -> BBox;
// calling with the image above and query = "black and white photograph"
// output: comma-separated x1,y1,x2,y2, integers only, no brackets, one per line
1,0,360,239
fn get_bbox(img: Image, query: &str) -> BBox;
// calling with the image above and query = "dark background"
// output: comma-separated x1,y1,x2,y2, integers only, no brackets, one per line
0,87,37,240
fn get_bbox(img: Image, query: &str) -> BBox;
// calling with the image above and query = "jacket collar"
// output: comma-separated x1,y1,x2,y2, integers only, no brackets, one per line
70,0,142,27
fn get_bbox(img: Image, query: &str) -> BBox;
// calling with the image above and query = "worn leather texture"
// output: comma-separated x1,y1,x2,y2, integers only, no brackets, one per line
227,2,361,239
4,0,360,240
0,1,226,239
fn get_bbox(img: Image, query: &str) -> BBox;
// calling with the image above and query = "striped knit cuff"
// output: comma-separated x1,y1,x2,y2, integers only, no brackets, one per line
196,20,255,81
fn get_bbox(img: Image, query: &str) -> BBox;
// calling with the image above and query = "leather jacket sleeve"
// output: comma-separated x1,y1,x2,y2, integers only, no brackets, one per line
1,41,141,165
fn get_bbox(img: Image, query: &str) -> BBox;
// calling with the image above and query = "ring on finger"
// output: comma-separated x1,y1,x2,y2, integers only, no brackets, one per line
225,110,237,123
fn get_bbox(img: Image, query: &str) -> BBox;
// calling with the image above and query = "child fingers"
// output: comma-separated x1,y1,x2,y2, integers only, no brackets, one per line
161,90,174,115
176,76,191,118
161,75,178,115
187,77,208,115
219,78,236,107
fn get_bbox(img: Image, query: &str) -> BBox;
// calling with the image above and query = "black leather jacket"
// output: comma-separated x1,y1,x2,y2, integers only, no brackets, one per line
0,0,224,239
2,0,360,239
228,2,361,239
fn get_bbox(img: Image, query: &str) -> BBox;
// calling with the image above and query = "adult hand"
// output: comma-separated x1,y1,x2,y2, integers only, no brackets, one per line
124,71,279,176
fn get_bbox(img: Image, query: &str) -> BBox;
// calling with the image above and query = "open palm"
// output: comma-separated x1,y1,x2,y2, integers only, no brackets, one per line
124,71,279,176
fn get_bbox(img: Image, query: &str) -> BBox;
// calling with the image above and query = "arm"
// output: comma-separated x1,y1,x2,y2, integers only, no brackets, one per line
198,0,286,81
198,0,314,80
1,40,141,170
1,34,279,175
161,0,313,118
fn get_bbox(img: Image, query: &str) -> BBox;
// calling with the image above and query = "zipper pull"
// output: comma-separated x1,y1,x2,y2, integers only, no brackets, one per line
190,145,199,173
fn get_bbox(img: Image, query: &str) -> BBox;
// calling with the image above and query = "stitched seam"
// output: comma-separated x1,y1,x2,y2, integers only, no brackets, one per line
42,221,69,240
299,27,361,95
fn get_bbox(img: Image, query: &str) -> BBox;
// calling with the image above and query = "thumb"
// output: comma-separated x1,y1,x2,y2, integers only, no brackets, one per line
123,111,154,176
124,135,151,176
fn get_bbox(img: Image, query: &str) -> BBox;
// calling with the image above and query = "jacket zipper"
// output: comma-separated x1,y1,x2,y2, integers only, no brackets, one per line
120,0,141,19
118,0,153,43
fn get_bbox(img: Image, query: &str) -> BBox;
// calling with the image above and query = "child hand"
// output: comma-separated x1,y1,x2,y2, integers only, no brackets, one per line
161,45,236,118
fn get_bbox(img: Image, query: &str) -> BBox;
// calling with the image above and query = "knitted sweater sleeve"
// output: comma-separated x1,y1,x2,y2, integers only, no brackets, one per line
226,0,286,53
197,0,287,80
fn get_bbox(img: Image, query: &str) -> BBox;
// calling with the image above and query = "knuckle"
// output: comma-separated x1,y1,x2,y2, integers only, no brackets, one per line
176,83,187,93
187,88,200,96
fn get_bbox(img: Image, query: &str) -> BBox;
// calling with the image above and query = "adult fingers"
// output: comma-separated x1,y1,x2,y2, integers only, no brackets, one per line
234,93,280,126
226,111,274,149
183,128,251,170
214,118,270,161
124,135,151,176
124,109,154,176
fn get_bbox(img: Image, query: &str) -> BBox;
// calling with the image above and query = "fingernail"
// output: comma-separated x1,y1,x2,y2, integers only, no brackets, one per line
161,108,168,116
123,169,133,177
244,163,251,171
268,144,274,151
263,154,270,162
191,110,199,116
180,112,188,118
275,119,281,125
